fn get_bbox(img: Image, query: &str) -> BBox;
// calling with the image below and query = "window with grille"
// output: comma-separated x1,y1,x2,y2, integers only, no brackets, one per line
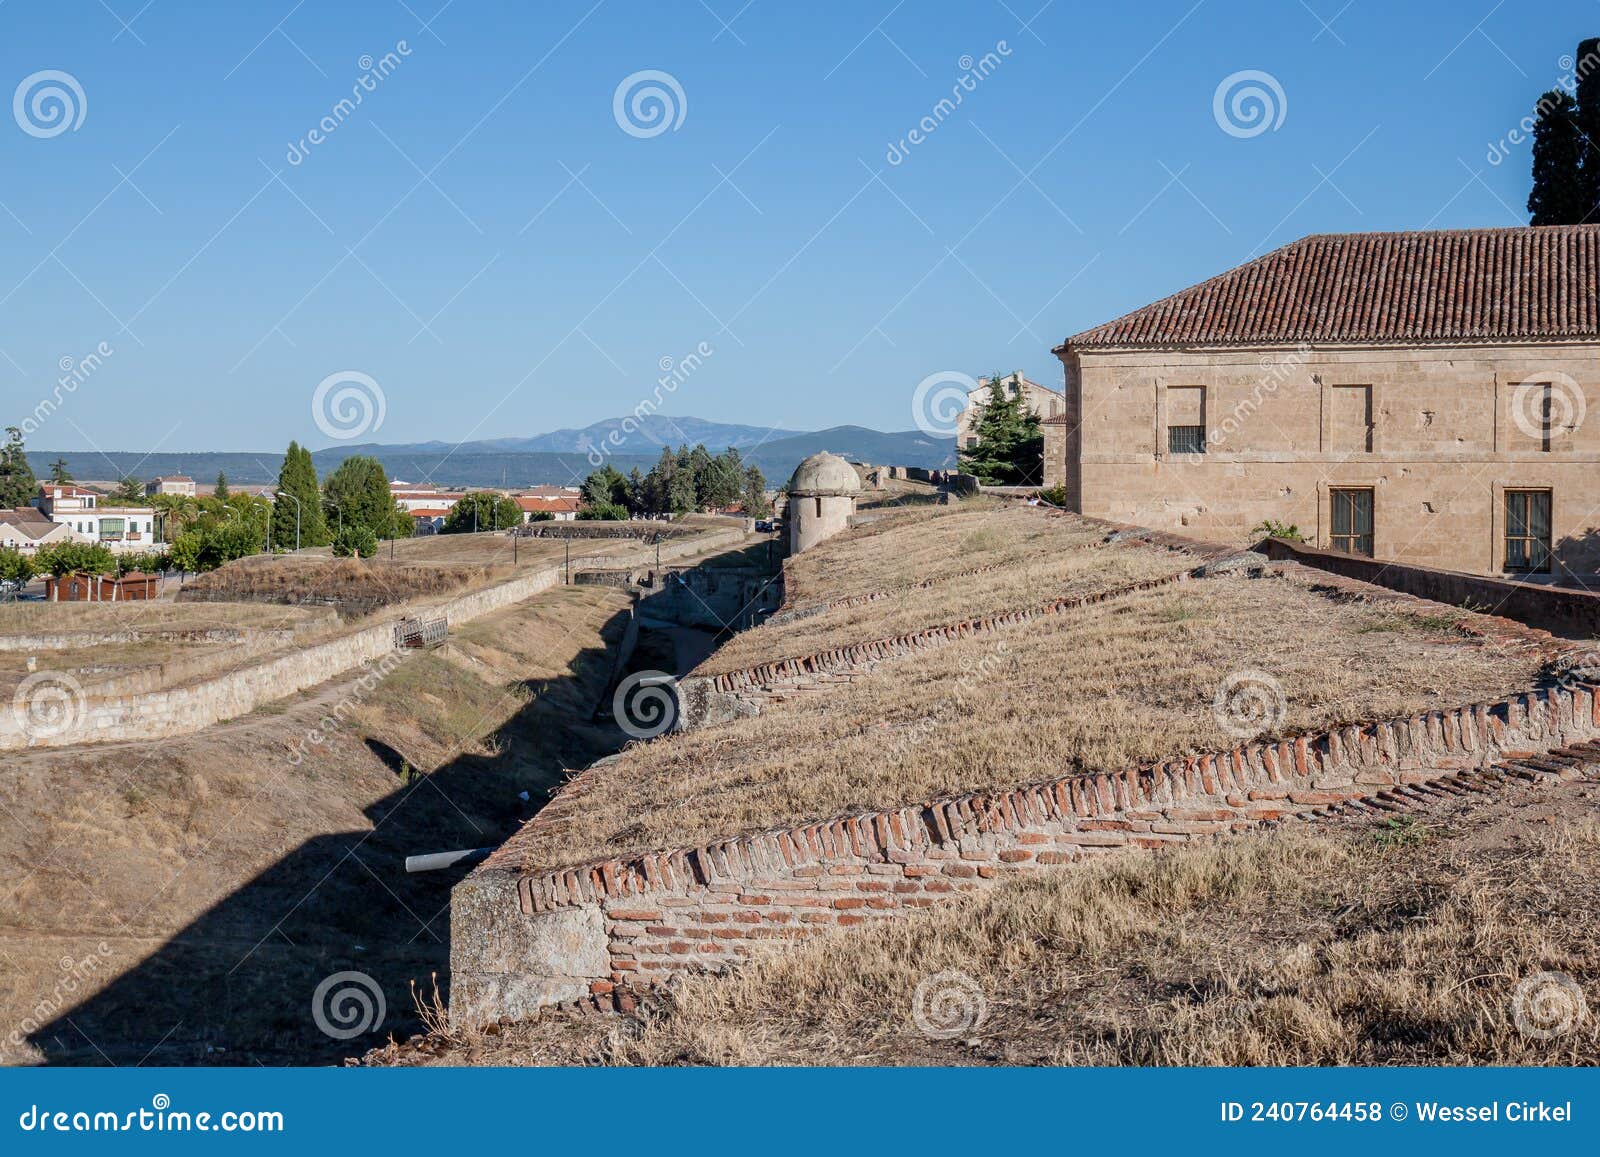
1167,425,1206,454
1329,488,1374,557
1504,490,1552,573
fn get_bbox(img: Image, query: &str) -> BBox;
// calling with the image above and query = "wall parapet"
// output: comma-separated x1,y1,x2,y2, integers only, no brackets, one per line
1259,536,1600,639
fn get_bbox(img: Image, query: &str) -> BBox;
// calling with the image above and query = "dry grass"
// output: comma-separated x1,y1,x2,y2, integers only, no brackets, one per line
514,570,1544,872
605,794,1600,1066
0,600,332,637
704,510,1177,674
781,502,1070,607
382,534,623,569
180,555,484,609
0,583,634,1065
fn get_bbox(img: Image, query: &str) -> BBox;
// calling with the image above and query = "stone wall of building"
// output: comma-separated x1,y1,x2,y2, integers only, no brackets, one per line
1055,341,1600,579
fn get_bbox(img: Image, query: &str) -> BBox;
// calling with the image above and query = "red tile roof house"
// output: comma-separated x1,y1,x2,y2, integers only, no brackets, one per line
514,495,580,522
1046,226,1600,581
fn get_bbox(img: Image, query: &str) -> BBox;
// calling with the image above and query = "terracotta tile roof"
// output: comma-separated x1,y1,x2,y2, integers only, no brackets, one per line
514,495,580,513
1058,226,1600,350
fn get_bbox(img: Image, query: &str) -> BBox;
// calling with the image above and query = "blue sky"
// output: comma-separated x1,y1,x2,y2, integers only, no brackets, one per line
0,0,1593,453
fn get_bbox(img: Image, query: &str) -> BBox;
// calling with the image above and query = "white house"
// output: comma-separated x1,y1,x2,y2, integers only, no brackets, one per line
32,485,159,552
0,506,73,552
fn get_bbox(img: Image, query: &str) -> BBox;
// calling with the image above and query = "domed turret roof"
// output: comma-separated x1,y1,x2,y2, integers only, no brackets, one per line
786,451,861,497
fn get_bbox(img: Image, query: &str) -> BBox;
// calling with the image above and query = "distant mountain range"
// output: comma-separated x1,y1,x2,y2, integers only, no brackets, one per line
30,416,956,490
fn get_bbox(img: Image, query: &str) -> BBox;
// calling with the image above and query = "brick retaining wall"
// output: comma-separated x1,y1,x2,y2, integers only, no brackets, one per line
451,676,1600,1025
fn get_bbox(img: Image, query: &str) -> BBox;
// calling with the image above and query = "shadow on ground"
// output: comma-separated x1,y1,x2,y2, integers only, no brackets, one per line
26,609,635,1066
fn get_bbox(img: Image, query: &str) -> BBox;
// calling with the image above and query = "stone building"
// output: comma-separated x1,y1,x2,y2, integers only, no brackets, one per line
145,475,196,497
786,451,859,554
955,371,1065,452
1047,226,1600,582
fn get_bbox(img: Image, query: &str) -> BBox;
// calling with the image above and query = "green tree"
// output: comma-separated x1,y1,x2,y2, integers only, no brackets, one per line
0,427,38,509
576,500,628,521
112,475,145,504
442,492,522,533
332,524,379,558
741,465,771,518
1577,37,1600,220
957,374,1044,485
0,547,35,585
149,493,198,542
270,441,327,550
667,445,698,513
34,541,116,577
637,447,676,514
48,458,72,483
214,471,230,500
1529,89,1589,225
322,455,405,539
581,465,631,509
697,448,744,509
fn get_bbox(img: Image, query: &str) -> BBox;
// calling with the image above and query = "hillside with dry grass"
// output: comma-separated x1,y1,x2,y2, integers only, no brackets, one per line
511,513,1549,873
371,774,1600,1067
0,585,633,1065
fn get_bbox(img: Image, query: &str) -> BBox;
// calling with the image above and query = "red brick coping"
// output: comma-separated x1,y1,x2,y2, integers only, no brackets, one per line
513,682,1596,920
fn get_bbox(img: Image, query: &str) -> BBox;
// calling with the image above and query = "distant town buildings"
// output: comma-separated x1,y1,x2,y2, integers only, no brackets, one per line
389,480,582,533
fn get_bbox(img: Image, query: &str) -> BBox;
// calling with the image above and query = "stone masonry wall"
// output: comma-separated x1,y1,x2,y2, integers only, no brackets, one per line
0,528,747,752
452,674,1599,1025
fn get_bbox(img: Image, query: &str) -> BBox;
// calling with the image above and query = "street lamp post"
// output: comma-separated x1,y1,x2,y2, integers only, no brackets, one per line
278,492,302,554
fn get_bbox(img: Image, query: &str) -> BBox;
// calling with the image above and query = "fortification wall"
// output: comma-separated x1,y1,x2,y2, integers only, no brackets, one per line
1260,537,1600,640
0,528,746,752
451,679,1600,1025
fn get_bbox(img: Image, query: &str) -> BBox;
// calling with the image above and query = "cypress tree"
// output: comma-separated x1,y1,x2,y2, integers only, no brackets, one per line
1529,89,1588,224
270,441,328,549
